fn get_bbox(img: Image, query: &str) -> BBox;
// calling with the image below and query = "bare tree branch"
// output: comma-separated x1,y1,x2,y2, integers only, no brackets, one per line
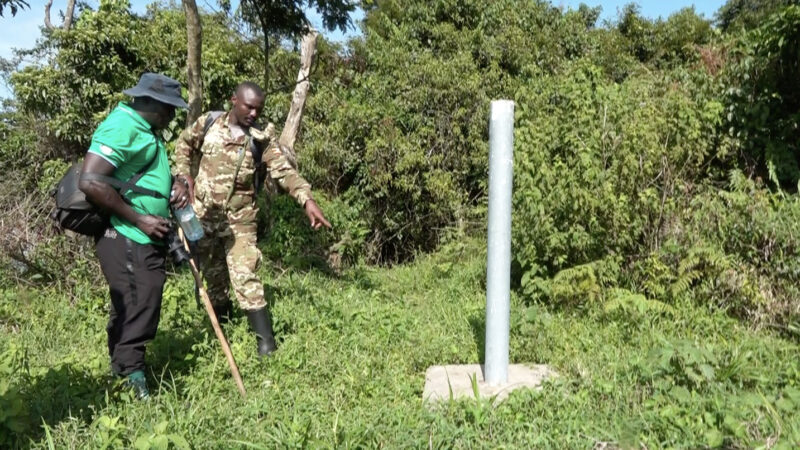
279,27,318,153
44,0,53,30
44,0,76,31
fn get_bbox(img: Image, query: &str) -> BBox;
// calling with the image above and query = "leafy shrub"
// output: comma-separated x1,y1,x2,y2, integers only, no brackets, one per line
0,121,104,289
259,194,335,271
674,173,800,324
508,52,800,327
716,0,800,32
513,61,720,285
301,0,609,262
0,108,40,188
552,171,800,327
721,5,800,186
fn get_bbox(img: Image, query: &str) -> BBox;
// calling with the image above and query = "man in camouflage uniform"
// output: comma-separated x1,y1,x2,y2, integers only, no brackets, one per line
173,81,330,357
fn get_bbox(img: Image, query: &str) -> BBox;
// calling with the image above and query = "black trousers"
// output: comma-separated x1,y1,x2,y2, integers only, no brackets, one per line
96,228,166,376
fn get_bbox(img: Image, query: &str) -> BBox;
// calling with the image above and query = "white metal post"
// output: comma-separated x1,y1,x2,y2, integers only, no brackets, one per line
485,100,514,386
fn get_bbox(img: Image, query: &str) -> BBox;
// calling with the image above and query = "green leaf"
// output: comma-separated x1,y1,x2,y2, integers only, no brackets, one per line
153,435,169,450
167,434,191,450
669,385,691,403
776,397,794,412
134,435,152,450
155,420,169,435
699,363,715,381
705,429,724,448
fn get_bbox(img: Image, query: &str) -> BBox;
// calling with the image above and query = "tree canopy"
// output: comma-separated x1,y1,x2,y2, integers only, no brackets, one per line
0,0,28,17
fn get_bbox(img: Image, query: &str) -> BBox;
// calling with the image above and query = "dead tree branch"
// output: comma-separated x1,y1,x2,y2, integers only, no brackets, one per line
279,28,318,155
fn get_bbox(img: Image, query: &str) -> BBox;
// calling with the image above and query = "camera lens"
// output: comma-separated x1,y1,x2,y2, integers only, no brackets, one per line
165,229,190,266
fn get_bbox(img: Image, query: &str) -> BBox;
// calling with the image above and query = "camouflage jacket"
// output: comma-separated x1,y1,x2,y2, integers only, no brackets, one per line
173,112,312,214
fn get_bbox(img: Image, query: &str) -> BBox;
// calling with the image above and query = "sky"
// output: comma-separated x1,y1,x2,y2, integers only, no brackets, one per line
0,0,727,99
560,0,727,22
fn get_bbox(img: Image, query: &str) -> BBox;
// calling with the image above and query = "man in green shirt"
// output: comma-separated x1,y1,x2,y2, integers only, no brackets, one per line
79,73,190,399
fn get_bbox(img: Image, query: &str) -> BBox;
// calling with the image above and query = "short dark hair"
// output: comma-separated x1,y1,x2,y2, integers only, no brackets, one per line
235,81,264,98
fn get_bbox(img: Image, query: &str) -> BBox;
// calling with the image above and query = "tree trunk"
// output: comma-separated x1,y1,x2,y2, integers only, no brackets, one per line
279,28,318,153
262,29,317,236
262,23,270,89
63,0,75,30
182,0,203,125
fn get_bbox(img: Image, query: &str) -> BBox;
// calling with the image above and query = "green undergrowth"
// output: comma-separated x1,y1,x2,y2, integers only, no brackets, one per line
1,237,799,448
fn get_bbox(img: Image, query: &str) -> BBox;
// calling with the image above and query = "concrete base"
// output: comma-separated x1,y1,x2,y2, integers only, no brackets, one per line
423,364,556,405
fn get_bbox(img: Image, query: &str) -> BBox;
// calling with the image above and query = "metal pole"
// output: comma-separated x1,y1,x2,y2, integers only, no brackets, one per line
485,100,514,386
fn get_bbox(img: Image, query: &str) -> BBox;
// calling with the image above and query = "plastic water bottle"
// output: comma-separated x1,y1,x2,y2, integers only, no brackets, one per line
173,204,204,241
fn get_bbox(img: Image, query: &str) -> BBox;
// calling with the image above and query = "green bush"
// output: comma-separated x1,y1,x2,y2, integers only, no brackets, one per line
667,173,800,323
513,61,720,283
721,5,800,186
716,0,800,32
300,0,604,262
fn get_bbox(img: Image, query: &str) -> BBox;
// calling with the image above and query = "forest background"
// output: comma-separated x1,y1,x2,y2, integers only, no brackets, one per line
1,0,800,448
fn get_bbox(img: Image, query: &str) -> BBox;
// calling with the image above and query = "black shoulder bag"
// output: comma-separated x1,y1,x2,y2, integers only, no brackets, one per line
50,152,165,236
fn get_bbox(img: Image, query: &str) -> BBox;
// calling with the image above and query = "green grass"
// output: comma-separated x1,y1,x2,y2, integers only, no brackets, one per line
1,237,799,448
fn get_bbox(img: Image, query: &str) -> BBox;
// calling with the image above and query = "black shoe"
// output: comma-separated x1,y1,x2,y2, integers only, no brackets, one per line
245,307,277,357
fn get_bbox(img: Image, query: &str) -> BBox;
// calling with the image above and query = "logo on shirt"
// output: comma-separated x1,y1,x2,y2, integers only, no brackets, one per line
100,144,114,156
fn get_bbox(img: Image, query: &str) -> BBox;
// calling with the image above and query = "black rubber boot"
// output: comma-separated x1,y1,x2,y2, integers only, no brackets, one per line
212,302,233,324
245,307,277,357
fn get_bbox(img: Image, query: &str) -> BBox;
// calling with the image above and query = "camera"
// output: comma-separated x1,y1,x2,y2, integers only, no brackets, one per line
164,227,191,266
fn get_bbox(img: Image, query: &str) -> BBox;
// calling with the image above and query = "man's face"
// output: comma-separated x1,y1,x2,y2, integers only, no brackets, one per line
230,89,265,128
155,102,176,130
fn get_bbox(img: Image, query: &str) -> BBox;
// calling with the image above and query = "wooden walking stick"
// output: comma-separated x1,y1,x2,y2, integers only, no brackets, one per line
180,232,247,398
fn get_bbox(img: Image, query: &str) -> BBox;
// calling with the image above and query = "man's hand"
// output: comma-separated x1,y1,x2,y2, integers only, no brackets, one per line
250,124,276,144
135,214,171,240
170,174,195,208
304,199,331,230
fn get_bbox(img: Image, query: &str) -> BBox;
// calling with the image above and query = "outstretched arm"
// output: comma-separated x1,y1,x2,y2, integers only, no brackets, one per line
263,143,331,230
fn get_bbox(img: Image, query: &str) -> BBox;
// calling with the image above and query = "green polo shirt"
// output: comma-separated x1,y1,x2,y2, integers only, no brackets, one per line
87,102,172,245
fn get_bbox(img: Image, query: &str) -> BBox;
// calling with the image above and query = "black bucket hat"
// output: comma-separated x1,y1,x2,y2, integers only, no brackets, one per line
123,73,188,108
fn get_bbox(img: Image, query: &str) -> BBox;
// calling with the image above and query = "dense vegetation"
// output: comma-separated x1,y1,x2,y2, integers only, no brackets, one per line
1,0,799,447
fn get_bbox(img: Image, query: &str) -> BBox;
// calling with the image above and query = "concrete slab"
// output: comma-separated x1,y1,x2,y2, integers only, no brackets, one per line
423,364,556,405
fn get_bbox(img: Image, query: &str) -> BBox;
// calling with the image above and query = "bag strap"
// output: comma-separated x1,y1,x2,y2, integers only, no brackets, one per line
80,146,167,199
203,111,225,141
251,137,265,194
204,110,264,165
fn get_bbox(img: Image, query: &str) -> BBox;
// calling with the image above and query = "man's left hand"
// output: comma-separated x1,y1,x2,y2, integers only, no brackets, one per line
304,199,331,230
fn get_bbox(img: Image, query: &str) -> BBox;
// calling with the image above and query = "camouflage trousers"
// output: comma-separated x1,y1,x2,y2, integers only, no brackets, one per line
194,200,265,311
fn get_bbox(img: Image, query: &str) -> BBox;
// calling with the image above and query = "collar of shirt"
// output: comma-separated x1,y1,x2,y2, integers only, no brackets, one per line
117,102,157,134
219,112,250,144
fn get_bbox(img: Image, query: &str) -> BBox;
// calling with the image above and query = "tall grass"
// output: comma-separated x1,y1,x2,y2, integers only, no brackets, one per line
1,237,799,448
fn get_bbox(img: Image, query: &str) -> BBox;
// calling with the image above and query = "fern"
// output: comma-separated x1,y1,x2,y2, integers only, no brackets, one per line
549,262,601,306
671,245,730,299
604,288,674,317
